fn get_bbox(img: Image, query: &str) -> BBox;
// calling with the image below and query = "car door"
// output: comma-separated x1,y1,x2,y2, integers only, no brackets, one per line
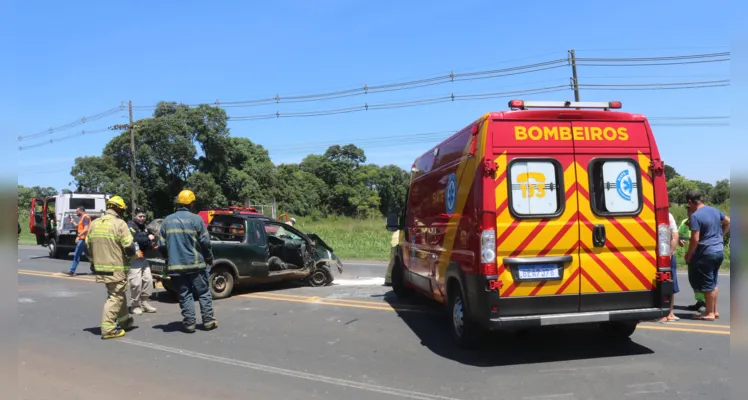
494,121,583,317
30,198,45,244
572,121,658,312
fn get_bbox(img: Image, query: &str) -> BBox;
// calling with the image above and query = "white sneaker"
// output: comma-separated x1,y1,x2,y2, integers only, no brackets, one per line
141,301,157,313
132,307,143,315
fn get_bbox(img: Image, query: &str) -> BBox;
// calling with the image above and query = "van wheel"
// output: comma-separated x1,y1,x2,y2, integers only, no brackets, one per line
391,259,411,298
448,286,485,349
48,238,60,259
600,321,638,340
210,267,235,300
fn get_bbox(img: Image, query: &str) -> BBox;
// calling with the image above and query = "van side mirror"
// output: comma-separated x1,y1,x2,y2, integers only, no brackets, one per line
386,211,401,232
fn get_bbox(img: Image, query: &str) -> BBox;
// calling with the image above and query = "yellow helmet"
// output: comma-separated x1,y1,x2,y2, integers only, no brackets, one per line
107,195,127,210
176,189,196,205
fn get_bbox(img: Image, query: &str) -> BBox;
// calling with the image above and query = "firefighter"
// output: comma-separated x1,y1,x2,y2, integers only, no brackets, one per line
127,207,158,315
158,190,217,333
86,196,140,340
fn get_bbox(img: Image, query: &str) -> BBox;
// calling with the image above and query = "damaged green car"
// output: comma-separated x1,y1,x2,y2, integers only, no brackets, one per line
146,214,344,299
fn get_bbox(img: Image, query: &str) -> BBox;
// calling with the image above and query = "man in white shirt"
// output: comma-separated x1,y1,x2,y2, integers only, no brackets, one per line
658,213,681,322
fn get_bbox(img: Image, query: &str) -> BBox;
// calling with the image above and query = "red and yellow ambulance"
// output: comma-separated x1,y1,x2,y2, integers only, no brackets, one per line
386,100,674,348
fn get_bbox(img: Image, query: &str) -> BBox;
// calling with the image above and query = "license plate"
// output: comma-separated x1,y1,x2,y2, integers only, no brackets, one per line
517,264,560,280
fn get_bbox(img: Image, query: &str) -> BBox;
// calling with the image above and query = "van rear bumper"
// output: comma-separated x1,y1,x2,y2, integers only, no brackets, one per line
485,307,667,330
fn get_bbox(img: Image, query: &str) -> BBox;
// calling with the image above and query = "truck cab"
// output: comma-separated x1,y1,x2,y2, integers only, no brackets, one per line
29,193,108,258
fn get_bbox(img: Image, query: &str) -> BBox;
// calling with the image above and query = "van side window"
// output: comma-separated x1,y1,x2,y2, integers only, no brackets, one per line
508,159,564,218
589,159,642,216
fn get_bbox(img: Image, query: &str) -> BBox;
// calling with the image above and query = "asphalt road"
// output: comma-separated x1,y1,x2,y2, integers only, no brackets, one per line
18,245,730,400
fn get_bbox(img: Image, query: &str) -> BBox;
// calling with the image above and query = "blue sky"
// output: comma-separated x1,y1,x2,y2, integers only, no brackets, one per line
5,0,736,192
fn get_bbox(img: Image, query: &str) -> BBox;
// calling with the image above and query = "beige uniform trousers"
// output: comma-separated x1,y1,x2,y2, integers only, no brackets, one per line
128,266,154,308
96,272,130,335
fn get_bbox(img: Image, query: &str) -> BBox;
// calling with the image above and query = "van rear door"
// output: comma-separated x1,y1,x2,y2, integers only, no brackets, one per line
493,121,583,317
571,121,658,311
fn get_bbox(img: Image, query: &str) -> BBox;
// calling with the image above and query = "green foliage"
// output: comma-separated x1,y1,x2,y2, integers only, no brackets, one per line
60,101,411,220
296,216,391,261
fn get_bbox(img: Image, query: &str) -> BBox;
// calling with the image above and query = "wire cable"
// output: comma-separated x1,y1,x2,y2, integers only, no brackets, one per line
18,106,125,142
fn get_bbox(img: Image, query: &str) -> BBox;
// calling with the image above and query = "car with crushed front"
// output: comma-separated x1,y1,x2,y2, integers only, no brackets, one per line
145,213,344,299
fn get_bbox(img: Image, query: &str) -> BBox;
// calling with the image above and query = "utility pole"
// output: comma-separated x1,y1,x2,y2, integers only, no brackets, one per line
569,50,580,101
128,100,137,212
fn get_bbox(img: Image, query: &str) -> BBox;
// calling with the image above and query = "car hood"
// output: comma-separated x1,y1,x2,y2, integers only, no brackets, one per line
306,233,334,253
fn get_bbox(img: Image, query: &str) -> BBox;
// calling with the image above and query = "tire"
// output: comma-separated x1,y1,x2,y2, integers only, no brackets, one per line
48,238,60,259
600,321,638,340
307,264,333,287
161,280,179,297
209,267,235,300
391,258,412,298
448,285,485,349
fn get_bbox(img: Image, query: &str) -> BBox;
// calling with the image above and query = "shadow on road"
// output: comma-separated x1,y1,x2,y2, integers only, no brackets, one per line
83,325,140,336
153,321,188,333
382,291,655,367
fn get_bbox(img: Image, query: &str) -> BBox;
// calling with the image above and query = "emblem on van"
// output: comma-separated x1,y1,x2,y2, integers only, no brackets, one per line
616,170,633,201
446,173,457,216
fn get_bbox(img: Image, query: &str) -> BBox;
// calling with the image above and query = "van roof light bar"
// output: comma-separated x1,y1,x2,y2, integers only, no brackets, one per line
508,100,622,111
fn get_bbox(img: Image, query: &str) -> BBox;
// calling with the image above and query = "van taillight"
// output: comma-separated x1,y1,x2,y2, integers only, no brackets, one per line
655,208,671,269
480,211,498,275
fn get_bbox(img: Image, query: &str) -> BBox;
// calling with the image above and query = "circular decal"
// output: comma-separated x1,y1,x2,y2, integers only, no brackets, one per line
446,173,457,216
616,170,633,201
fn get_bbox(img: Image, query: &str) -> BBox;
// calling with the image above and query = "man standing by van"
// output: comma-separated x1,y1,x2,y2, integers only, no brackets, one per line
684,190,730,321
63,206,91,276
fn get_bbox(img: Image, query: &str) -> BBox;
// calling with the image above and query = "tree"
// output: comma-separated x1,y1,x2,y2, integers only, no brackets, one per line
184,172,227,210
664,165,679,181
70,156,134,205
667,176,699,204
711,179,730,205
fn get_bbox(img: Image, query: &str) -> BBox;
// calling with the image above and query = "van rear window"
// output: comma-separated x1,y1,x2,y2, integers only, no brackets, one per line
589,159,642,216
69,198,96,210
508,159,564,218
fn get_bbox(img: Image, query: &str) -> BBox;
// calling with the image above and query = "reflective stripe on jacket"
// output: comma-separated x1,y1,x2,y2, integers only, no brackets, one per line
158,207,213,274
85,209,136,274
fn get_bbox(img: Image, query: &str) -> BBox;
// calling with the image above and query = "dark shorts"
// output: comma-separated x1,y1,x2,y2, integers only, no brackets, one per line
688,252,724,292
670,254,680,294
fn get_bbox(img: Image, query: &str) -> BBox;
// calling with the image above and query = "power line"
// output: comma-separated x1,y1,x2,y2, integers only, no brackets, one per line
18,114,729,153
19,51,730,139
132,59,571,110
130,51,729,111
18,127,117,150
18,106,125,142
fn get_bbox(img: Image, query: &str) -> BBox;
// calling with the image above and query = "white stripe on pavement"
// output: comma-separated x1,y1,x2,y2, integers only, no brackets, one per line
120,338,463,400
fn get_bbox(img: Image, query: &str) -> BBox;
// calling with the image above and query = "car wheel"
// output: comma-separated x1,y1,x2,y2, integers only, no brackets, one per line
160,279,178,296
210,267,235,300
391,259,411,298
600,321,638,340
307,265,333,287
448,286,485,349
48,238,60,259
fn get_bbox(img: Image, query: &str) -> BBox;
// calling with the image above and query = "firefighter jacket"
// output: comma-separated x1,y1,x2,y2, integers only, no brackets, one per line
86,209,139,280
157,207,214,274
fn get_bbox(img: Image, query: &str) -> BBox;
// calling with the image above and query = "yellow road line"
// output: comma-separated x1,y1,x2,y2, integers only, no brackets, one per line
16,269,731,335
638,325,730,335
643,321,730,329
18,270,96,282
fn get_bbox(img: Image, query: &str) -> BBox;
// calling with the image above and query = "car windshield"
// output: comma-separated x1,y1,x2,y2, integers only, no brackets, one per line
266,224,301,241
